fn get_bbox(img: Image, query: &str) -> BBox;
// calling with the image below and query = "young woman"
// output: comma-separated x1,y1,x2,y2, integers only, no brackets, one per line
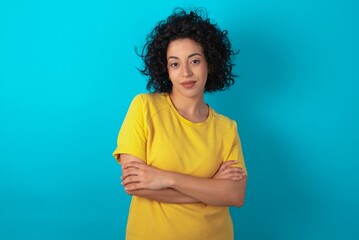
113,8,247,240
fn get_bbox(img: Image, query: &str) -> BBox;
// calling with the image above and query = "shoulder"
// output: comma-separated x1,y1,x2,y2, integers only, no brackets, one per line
132,93,168,109
134,92,166,103
130,93,169,120
211,109,238,131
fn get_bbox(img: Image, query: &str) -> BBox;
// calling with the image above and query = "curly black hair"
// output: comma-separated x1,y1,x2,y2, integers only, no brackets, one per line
138,8,238,93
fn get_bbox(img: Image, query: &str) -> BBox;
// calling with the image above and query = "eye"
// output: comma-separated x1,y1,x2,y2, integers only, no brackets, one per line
191,59,201,65
169,62,179,68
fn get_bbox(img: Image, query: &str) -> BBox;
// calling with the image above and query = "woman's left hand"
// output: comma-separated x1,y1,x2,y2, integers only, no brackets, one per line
121,161,171,191
212,160,246,181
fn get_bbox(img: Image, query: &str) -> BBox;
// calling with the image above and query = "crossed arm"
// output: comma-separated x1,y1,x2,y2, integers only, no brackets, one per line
118,154,247,207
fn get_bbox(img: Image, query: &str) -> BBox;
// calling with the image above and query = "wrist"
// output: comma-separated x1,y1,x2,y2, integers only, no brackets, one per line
165,171,176,188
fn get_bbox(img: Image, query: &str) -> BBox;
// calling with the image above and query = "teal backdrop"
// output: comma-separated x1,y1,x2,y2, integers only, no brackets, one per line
1,0,358,239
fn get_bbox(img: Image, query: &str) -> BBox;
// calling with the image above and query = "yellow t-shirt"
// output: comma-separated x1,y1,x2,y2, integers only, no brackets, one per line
113,93,246,240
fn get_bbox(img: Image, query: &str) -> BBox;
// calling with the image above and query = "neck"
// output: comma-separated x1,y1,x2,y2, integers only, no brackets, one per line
169,92,209,122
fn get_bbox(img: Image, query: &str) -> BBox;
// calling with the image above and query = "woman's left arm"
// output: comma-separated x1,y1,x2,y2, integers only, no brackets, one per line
122,161,247,207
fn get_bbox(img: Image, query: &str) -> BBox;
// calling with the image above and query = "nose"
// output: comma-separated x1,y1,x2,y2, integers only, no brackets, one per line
181,63,193,78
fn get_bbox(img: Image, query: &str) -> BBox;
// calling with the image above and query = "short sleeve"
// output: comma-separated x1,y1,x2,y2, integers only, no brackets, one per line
226,121,248,175
112,95,147,163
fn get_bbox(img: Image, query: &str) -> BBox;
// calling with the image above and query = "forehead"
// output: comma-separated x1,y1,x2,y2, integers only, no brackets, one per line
166,38,204,57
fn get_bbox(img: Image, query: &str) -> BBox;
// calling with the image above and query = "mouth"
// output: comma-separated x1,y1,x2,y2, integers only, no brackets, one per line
181,81,196,89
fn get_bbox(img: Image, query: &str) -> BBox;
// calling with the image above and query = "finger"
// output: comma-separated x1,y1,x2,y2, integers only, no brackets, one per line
216,170,245,180
221,172,241,180
123,161,145,169
214,171,235,179
122,166,139,173
232,172,248,179
218,161,230,171
231,176,243,181
229,170,246,179
121,168,140,180
124,183,141,192
219,160,237,171
226,166,245,173
122,176,140,186
234,174,247,181
213,166,240,179
125,182,144,191
220,167,242,175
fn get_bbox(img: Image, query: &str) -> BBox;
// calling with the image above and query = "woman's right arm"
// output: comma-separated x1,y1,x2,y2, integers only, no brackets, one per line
118,154,200,204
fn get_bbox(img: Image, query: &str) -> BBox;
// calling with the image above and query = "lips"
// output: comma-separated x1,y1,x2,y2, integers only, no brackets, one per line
181,81,196,88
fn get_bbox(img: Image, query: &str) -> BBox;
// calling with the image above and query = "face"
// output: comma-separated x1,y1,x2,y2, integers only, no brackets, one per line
166,38,208,99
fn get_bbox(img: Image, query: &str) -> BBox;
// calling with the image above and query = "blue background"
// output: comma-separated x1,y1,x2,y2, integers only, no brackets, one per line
1,0,358,239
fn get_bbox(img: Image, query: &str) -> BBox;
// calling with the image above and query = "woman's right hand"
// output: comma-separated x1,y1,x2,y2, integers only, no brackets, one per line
121,161,172,191
212,160,246,181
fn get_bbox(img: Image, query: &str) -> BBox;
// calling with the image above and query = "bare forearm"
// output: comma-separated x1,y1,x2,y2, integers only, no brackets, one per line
168,172,247,207
126,188,200,204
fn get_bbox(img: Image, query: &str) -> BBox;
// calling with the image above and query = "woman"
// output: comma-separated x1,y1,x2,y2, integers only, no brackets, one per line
113,8,247,240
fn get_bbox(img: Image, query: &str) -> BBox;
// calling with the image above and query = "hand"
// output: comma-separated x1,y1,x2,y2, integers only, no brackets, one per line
212,160,246,181
121,161,171,191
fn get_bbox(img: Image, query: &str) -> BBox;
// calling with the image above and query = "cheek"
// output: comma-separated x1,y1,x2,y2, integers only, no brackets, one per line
201,63,209,76
167,68,178,80
201,68,209,81
166,67,171,78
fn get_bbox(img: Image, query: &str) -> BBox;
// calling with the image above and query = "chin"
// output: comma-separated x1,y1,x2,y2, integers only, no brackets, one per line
181,89,203,97
172,86,205,99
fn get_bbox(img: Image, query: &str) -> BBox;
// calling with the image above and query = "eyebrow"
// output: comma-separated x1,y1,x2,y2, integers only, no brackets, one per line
167,53,202,60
